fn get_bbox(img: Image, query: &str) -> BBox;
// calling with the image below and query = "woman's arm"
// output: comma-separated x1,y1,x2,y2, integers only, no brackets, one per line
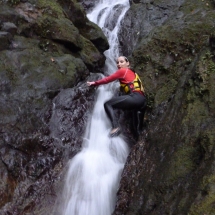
87,69,125,86
87,81,95,86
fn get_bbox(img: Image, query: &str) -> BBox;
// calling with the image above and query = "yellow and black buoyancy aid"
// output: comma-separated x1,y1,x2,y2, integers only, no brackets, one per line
120,73,145,94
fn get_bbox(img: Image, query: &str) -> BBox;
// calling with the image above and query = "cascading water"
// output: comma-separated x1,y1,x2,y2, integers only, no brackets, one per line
59,1,130,215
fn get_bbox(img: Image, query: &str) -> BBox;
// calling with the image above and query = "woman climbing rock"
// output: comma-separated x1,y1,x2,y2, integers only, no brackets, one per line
87,56,147,138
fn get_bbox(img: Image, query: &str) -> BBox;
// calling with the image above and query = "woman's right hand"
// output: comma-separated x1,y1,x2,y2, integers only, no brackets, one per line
87,81,95,86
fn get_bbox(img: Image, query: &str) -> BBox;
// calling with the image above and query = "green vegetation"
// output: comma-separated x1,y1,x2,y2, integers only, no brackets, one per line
8,0,20,6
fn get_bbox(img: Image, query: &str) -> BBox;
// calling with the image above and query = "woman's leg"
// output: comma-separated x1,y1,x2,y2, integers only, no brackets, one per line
104,92,146,129
132,107,146,140
138,105,146,131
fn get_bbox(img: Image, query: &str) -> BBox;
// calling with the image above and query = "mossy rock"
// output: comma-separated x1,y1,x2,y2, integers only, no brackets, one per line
131,5,215,108
0,35,88,96
36,0,64,18
78,35,106,72
189,170,215,215
34,16,81,49
57,0,109,53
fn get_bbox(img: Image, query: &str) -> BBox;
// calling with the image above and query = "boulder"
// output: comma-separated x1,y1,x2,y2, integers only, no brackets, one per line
0,31,12,51
1,22,17,36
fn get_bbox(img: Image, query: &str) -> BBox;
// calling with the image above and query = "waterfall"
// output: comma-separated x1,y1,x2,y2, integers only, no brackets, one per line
59,1,130,215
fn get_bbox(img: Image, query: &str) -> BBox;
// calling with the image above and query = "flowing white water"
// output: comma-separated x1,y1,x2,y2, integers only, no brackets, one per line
60,1,130,215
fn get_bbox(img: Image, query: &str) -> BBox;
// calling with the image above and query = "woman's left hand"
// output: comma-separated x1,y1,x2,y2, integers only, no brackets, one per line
87,81,95,86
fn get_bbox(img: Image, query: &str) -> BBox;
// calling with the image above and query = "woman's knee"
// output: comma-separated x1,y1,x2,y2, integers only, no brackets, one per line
104,100,111,111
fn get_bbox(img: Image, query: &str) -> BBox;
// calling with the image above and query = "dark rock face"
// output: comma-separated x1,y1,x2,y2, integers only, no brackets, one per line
114,0,215,215
119,0,185,56
77,0,100,11
1,0,215,215
57,0,109,54
1,22,17,35
0,0,108,214
0,32,13,50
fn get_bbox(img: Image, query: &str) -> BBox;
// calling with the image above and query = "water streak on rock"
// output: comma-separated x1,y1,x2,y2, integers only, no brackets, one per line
60,1,130,215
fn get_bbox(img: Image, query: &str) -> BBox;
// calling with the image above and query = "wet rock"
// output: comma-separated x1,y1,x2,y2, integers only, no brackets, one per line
113,1,215,215
57,0,109,59
14,1,107,73
0,32,12,51
0,5,20,24
0,160,17,208
77,0,100,11
118,0,184,56
1,0,215,214
1,22,17,36
15,2,41,23
0,0,107,214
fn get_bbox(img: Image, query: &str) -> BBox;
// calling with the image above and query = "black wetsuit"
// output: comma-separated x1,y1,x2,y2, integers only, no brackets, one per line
94,68,147,135
104,92,146,133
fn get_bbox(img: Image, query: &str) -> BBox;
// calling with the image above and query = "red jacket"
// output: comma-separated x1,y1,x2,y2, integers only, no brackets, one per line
94,68,144,95
94,68,135,85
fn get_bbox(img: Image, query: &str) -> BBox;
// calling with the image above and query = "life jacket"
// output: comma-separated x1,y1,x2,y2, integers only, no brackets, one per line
120,72,145,94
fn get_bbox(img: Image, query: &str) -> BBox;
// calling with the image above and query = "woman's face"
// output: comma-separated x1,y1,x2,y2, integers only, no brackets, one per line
116,56,130,69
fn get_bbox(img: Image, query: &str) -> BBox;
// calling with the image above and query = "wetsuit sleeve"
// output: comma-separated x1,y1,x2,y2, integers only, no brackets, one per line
94,69,125,86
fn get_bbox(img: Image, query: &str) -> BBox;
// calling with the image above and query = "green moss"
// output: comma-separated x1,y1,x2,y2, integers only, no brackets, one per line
189,175,215,215
199,130,215,159
154,78,178,105
134,54,151,67
79,36,102,64
38,39,50,52
8,0,20,6
182,98,209,133
145,92,155,110
36,0,64,18
5,67,17,84
36,17,53,38
200,51,215,75
167,146,197,182
184,53,214,101
181,0,213,14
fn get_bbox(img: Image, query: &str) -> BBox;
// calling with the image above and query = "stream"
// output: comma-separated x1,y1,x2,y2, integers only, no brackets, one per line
60,1,130,214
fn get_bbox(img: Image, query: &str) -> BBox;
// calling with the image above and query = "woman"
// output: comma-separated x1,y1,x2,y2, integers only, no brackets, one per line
87,56,146,137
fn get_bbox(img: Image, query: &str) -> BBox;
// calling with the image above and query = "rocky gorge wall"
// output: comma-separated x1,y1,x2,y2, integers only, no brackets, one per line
0,0,108,214
0,0,215,215
113,0,215,215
